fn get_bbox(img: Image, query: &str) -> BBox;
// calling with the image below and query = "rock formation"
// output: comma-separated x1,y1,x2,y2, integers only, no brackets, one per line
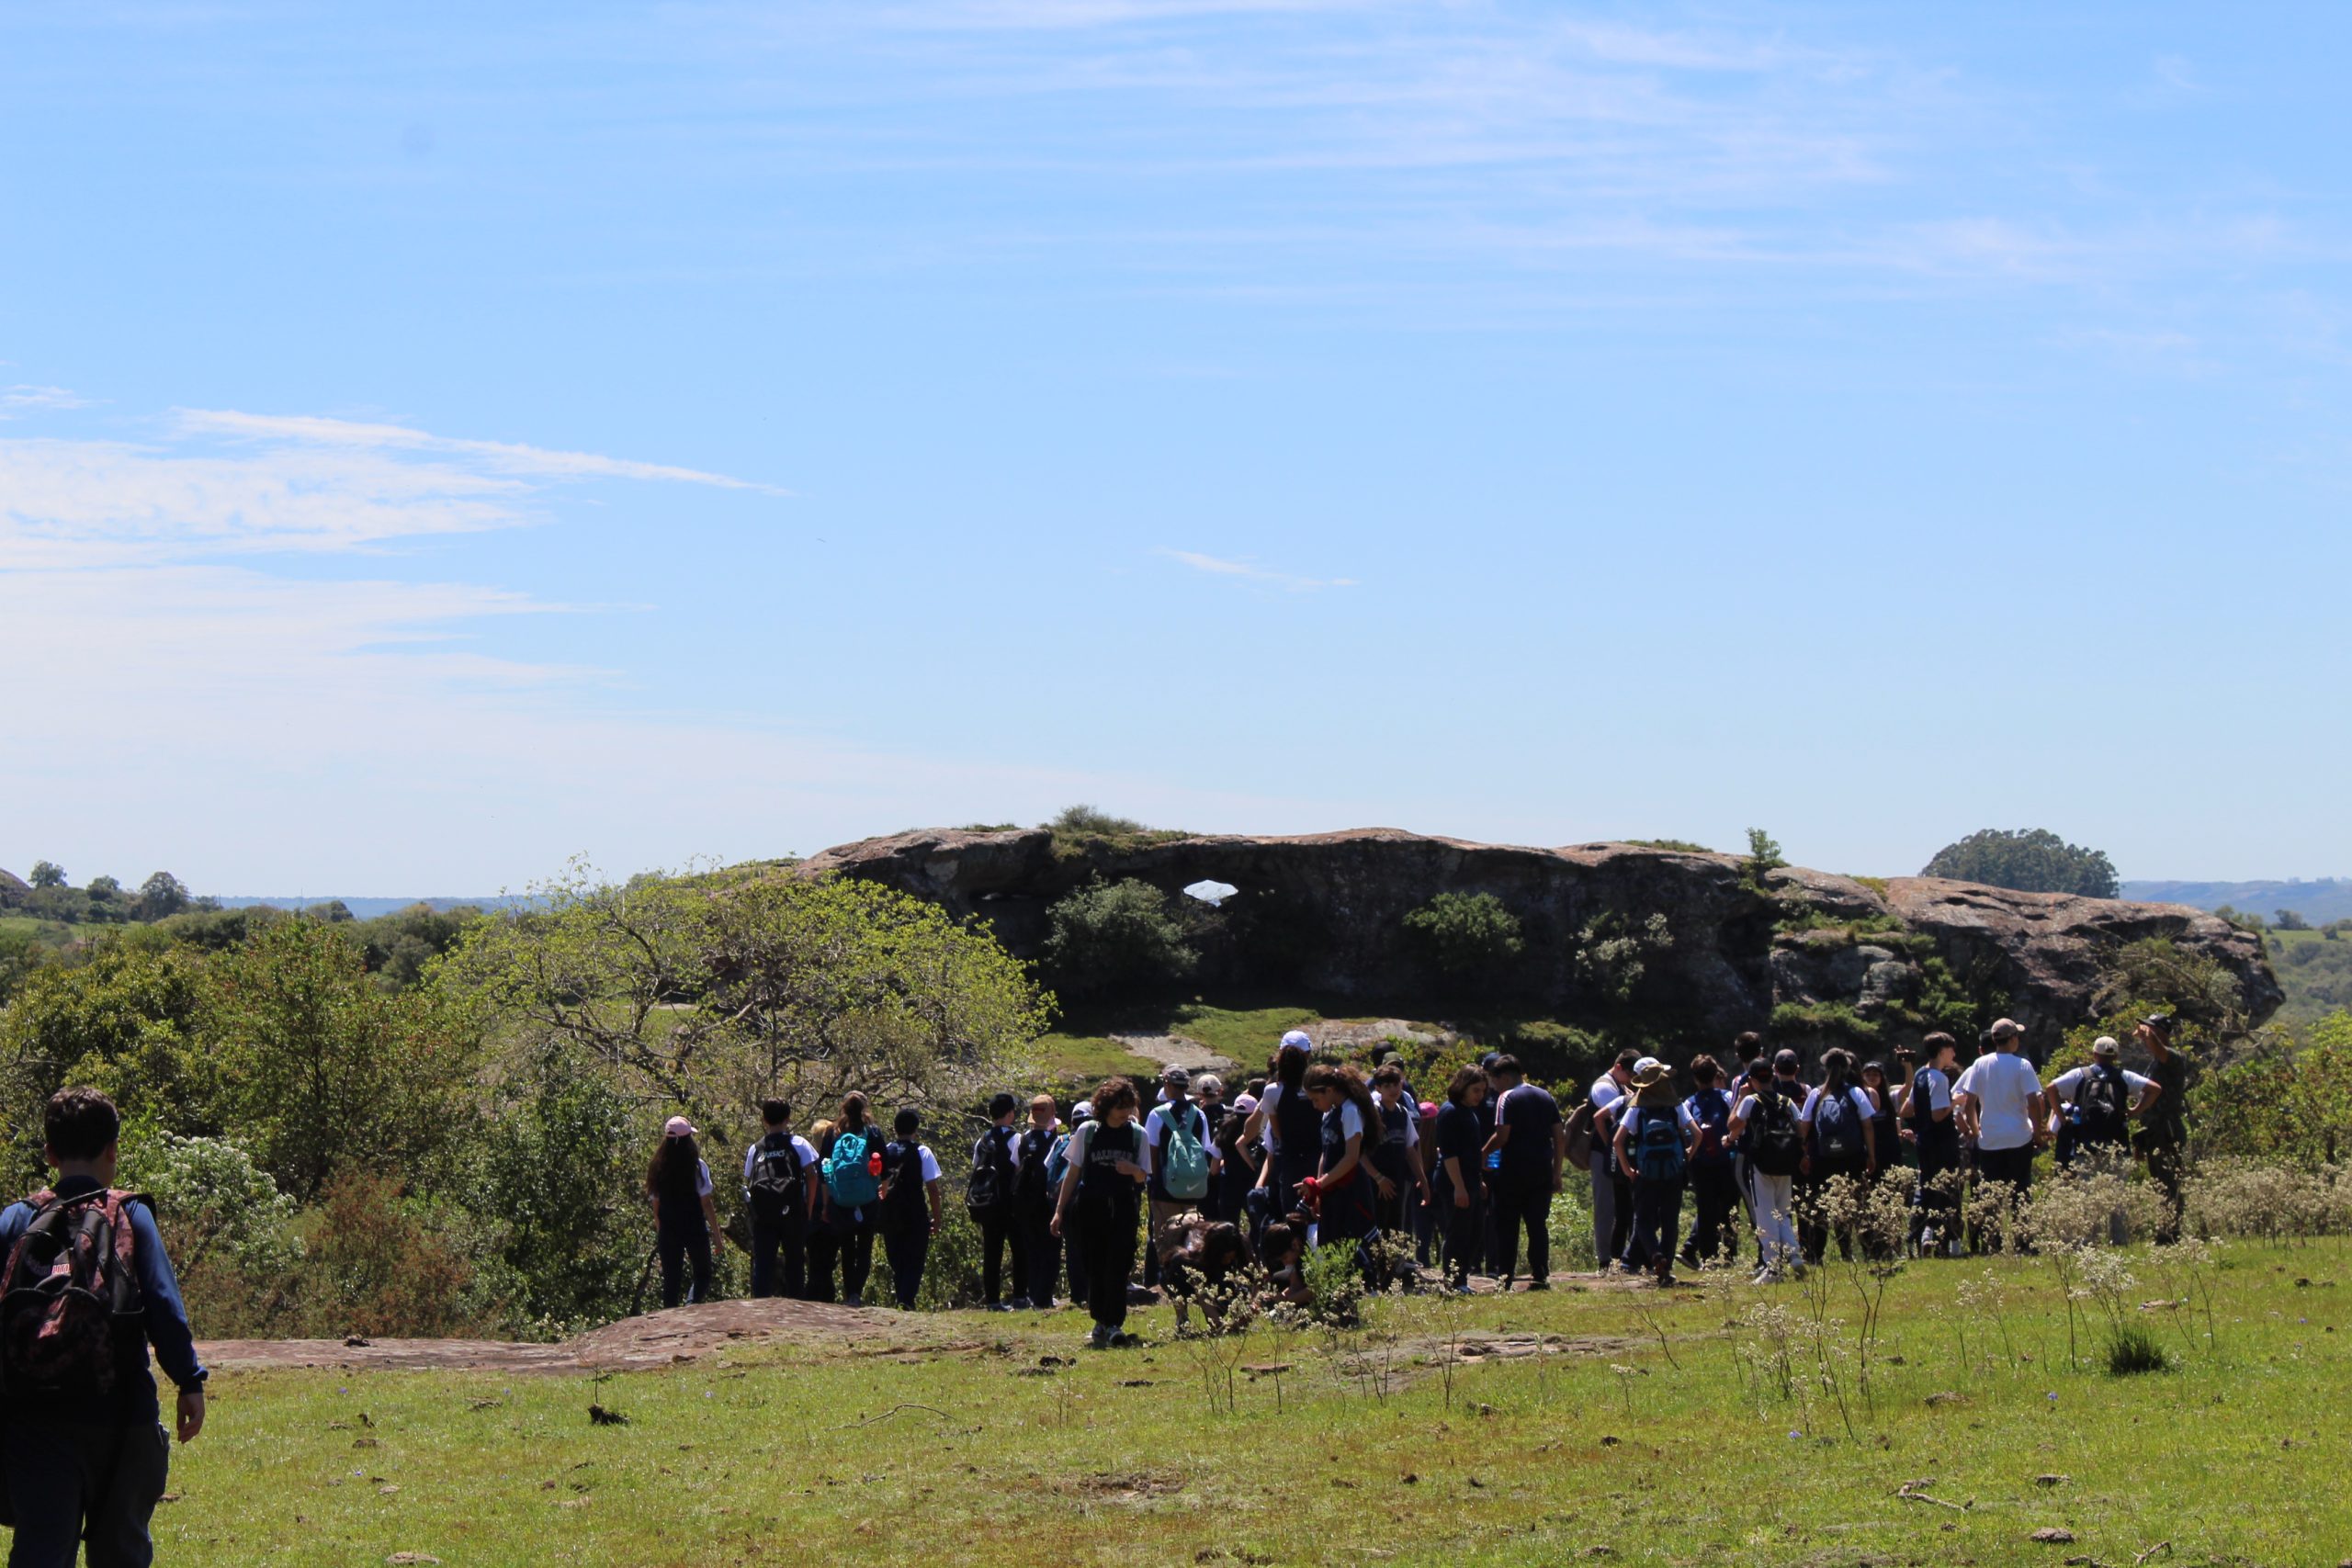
795,827,2279,1060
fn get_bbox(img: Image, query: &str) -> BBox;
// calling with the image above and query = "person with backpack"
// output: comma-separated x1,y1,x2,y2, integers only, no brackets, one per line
1797,1048,1877,1264
1052,1102,1093,1307
1897,1033,1962,1256
1246,1034,1321,1219
1212,1107,1257,1229
1052,1077,1150,1349
0,1088,206,1568
1366,1064,1428,1243
2046,1037,2159,1162
820,1092,885,1308
1612,1061,1696,1284
1432,1066,1488,1292
967,1092,1025,1310
1015,1094,1063,1311
1298,1064,1383,1274
647,1116,725,1308
1582,1049,1636,1272
1676,1055,1738,1269
1482,1055,1565,1291
877,1108,944,1310
742,1098,819,1300
1727,1055,1805,1282
1143,1066,1219,1289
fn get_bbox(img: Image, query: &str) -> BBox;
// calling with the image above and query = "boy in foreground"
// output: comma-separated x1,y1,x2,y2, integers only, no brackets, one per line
0,1088,208,1567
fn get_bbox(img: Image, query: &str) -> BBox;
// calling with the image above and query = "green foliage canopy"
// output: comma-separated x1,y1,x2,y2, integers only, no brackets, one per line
1402,891,1525,983
1922,828,2120,898
1042,877,1197,997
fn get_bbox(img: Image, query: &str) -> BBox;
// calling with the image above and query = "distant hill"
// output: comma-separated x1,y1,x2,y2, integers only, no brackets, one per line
215,896,530,920
2121,879,2352,926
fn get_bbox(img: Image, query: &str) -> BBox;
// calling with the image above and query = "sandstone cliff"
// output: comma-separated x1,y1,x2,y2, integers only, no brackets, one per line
795,828,2279,1058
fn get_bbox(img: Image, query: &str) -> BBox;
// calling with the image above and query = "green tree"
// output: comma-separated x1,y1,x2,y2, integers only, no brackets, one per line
1921,828,2120,898
2274,909,2311,931
1042,877,1197,997
1046,804,1146,837
200,919,486,1201
443,865,1048,1135
27,861,65,890
0,944,209,1185
1402,892,1525,984
1573,911,1673,1003
135,872,191,921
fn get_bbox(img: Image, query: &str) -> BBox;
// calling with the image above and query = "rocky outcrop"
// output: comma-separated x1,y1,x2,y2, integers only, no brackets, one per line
794,827,2278,1061
0,869,28,909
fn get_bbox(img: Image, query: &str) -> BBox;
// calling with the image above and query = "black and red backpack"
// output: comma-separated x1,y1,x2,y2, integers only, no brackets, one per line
0,1188,145,1404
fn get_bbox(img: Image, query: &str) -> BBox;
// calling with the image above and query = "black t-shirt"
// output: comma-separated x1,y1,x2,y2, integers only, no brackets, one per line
881,1140,930,1231
1015,1125,1057,1208
1495,1083,1561,1182
1434,1102,1485,1188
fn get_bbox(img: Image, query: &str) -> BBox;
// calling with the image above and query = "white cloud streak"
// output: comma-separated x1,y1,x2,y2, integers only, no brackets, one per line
0,385,91,416
1159,547,1358,591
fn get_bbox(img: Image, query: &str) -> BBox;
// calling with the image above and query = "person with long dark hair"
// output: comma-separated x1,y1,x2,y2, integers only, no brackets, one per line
1433,1066,1488,1292
647,1115,725,1308
1301,1063,1381,1278
819,1091,883,1309
1051,1076,1149,1349
1245,1032,1319,1223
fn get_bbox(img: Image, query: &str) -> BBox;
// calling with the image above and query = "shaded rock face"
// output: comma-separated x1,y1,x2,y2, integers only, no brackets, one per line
0,868,28,909
795,828,2278,1060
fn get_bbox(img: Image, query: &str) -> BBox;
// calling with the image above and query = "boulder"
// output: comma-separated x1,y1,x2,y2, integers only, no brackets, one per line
794,828,2278,1060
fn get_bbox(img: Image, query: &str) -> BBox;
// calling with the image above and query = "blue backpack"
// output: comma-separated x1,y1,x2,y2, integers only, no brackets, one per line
1633,1110,1686,1183
824,1127,882,1208
1813,1089,1864,1162
1045,1127,1079,1193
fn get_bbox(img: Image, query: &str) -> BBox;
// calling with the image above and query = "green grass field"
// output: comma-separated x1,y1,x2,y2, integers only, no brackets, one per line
159,1242,2352,1566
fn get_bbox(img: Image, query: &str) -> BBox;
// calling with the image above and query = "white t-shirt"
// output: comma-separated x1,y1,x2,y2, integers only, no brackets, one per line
1587,1076,1624,1168
1799,1086,1877,1126
911,1145,942,1182
687,1159,712,1197
1329,1100,1364,1142
1143,1103,1220,1167
1620,1104,1696,1140
742,1135,820,1184
1255,1082,1287,1154
1956,1051,2044,1151
2047,1066,2154,1103
1906,1066,1954,1116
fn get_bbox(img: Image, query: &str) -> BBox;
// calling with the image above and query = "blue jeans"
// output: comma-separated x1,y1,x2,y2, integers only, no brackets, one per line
5,1416,170,1568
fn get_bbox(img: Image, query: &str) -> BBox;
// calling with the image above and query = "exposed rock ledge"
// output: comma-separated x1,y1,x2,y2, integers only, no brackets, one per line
796,828,2279,1058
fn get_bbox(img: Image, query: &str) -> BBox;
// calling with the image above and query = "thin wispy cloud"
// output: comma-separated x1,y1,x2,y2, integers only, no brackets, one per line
1160,547,1358,591
0,384,91,416
174,409,782,492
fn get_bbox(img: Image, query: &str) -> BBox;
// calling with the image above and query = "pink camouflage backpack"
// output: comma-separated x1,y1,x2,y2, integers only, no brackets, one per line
0,1187,144,1403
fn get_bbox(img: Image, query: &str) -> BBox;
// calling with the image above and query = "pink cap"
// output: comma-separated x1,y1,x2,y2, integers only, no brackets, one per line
663,1115,695,1138
1419,1101,1439,1118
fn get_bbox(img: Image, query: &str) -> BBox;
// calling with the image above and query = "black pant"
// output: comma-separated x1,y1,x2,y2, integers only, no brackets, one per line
5,1416,169,1568
1629,1177,1683,1271
658,1222,712,1308
1442,1189,1484,1288
1682,1162,1737,1264
978,1207,1024,1303
1798,1154,1866,1263
1080,1204,1136,1330
836,1215,876,1303
749,1213,805,1300
1492,1179,1553,1284
1605,1168,1634,1264
1022,1209,1060,1306
882,1224,930,1309
1972,1144,2035,1251
805,1223,839,1302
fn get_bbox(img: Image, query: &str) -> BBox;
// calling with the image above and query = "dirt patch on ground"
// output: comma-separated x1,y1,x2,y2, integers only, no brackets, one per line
199,1298,968,1375
1110,1033,1238,1076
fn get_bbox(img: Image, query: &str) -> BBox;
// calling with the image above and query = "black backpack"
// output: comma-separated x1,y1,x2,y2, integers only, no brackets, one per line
1748,1088,1805,1178
2075,1065,2130,1146
966,1128,1013,1215
745,1133,805,1225
0,1189,143,1405
1813,1087,1864,1162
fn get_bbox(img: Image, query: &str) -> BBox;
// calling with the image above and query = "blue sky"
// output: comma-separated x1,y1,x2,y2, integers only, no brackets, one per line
5,2,2348,893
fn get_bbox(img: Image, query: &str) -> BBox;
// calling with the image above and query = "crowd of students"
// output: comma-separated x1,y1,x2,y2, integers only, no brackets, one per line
647,1012,2194,1343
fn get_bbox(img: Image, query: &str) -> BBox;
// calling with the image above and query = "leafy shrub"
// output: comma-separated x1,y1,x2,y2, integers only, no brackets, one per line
1043,878,1197,995
1047,804,1147,837
1628,839,1712,853
1574,913,1672,1004
1402,893,1524,982
1741,828,1786,891
123,1134,303,1337
298,1170,486,1337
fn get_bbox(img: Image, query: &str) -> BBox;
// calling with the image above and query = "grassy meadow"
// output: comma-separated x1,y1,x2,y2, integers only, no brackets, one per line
161,1240,2352,1567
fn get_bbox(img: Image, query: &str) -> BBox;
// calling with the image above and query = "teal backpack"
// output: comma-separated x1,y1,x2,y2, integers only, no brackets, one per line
824,1126,882,1208
1159,1106,1212,1202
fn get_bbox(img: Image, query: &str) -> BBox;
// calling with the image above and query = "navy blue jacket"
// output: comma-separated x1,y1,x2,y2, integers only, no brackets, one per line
0,1175,208,1421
